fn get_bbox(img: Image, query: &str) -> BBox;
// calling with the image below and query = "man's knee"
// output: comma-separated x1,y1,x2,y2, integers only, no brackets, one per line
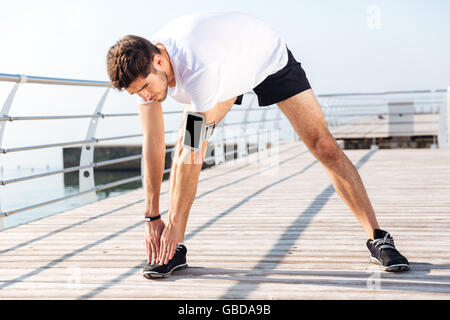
311,135,342,164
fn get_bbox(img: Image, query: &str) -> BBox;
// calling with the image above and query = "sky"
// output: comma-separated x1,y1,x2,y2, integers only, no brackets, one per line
0,0,449,169
1,0,449,91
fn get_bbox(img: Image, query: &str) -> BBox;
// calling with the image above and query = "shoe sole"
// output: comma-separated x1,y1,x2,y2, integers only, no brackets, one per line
370,257,410,272
143,263,188,279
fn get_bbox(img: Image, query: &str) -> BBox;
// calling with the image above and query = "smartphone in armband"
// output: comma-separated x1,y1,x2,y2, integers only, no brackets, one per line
182,112,215,151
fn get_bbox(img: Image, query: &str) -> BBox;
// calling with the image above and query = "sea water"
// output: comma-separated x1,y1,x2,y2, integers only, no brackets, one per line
0,166,142,230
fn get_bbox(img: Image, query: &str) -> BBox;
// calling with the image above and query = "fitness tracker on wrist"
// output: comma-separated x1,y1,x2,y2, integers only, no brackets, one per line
182,112,215,151
144,215,161,222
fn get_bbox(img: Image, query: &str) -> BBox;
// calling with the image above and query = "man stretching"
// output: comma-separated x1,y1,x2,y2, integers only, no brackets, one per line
106,12,409,278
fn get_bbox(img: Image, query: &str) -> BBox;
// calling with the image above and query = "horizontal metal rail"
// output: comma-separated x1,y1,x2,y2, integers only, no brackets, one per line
222,142,273,157
95,134,143,143
220,128,274,138
0,120,278,154
322,105,443,111
0,113,140,122
2,138,96,154
0,106,276,122
157,110,184,115
2,161,173,217
2,146,177,185
322,98,445,102
203,144,257,162
332,130,438,136
318,89,446,98
331,120,438,126
0,73,111,88
1,175,142,217
228,106,270,111
225,117,282,126
325,112,440,117
0,108,276,121
0,134,145,154
1,154,143,185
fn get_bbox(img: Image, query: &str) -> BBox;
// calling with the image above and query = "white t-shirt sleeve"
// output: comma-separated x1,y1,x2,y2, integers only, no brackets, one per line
184,62,223,112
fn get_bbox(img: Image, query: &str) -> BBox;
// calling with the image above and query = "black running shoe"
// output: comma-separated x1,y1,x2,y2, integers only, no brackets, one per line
366,229,410,272
143,244,188,279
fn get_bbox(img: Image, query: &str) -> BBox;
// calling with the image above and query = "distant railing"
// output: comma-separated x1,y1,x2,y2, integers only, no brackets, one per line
317,88,450,149
0,73,283,217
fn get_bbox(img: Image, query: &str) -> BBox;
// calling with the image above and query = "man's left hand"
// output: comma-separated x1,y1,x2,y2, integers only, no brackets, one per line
158,221,184,265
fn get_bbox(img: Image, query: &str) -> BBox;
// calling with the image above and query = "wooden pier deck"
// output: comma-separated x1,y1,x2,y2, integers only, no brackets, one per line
1,141,450,299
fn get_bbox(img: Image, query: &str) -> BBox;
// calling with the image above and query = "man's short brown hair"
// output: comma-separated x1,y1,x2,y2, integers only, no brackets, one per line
106,35,161,90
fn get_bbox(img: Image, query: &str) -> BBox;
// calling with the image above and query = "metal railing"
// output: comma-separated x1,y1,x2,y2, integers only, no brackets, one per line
317,88,450,148
0,73,283,218
4,72,446,219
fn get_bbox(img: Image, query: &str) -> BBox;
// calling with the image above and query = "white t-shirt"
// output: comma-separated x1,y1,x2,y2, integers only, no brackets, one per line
137,11,288,112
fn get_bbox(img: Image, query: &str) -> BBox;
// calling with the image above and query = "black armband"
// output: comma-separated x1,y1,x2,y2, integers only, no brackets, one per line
182,112,215,151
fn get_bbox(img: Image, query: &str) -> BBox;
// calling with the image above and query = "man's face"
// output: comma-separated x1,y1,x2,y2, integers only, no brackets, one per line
126,69,169,103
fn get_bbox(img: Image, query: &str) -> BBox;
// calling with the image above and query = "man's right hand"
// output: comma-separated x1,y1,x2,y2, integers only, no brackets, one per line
145,218,166,264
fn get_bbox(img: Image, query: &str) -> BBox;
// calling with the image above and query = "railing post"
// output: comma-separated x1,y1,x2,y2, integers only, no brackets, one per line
214,120,225,165
448,86,450,148
271,109,282,154
238,94,256,161
260,127,280,176
257,107,268,161
0,76,26,150
274,109,282,131
0,75,26,223
438,87,450,149
222,111,235,162
78,88,110,204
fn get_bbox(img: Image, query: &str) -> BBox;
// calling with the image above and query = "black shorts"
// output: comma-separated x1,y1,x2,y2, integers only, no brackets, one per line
235,47,311,106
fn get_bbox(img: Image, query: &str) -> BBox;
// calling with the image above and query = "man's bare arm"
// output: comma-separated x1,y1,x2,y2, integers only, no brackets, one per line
138,101,166,264
139,101,166,216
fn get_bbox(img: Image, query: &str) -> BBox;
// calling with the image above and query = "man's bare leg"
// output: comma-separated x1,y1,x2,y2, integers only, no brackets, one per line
277,89,380,239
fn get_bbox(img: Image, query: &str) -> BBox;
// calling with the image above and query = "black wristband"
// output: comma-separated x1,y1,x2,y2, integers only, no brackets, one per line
144,215,161,222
